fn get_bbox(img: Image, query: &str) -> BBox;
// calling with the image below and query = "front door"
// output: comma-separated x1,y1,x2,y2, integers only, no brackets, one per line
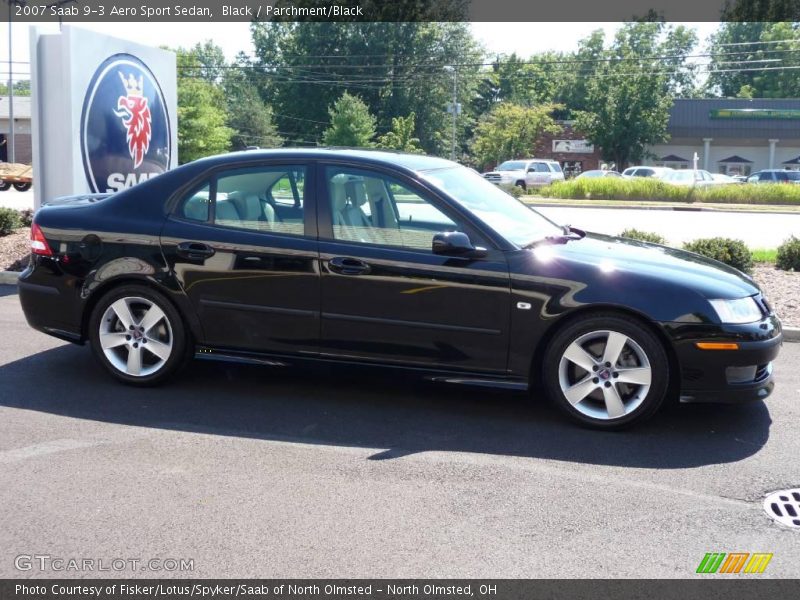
316,164,511,373
160,162,320,355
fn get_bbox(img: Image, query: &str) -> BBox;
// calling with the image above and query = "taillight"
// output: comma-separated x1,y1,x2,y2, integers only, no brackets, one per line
30,223,53,256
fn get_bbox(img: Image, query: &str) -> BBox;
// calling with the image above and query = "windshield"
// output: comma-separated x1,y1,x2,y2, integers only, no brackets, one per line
496,161,526,171
420,166,562,247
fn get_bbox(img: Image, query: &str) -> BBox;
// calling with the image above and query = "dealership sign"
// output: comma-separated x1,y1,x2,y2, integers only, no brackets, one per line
81,54,172,193
552,139,594,153
29,27,177,209
710,109,800,120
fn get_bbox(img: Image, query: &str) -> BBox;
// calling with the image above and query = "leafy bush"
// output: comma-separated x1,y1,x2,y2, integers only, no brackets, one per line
776,236,800,271
682,237,753,273
0,207,22,236
539,179,800,206
506,184,525,199
18,208,34,227
619,228,667,245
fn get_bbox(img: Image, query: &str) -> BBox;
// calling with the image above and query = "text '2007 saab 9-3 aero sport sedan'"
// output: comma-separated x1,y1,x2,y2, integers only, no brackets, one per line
18,149,782,429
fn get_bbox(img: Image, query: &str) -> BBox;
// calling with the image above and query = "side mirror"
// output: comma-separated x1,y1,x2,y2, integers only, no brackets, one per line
432,231,487,259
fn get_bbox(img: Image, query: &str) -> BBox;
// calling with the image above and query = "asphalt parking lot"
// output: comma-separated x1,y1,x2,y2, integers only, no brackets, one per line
0,284,798,578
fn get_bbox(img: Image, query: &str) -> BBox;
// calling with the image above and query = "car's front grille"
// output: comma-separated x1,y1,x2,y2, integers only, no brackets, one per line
484,174,501,183
755,363,771,383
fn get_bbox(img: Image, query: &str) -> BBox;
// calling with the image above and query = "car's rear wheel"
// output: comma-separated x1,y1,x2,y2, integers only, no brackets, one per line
89,285,188,385
543,313,669,430
0,181,10,192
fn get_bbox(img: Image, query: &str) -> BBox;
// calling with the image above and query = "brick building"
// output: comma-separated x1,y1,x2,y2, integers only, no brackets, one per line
533,121,603,177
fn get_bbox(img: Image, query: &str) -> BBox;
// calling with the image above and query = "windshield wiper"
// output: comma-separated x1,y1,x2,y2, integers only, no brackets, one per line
524,225,586,249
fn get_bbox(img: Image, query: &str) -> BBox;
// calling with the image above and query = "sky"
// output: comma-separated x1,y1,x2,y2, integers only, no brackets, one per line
1,21,721,82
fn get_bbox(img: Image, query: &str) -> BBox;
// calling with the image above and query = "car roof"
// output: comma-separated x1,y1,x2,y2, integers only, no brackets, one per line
189,148,458,173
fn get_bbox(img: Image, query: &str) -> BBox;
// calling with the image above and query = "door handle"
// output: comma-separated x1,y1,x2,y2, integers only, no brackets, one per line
328,256,370,275
176,241,216,260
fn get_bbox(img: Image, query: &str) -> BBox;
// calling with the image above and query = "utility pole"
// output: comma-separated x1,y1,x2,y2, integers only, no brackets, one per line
444,66,458,161
7,0,15,163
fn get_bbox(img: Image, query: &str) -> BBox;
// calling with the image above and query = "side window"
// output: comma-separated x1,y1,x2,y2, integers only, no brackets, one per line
180,183,211,222
549,162,563,173
758,172,773,182
325,166,458,250
532,162,550,173
214,165,307,236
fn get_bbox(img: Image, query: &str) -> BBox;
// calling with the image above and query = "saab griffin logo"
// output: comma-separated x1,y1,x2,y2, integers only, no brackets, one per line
81,54,171,193
696,552,773,574
115,72,151,169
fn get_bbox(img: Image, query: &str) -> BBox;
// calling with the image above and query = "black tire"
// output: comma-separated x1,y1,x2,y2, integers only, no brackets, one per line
542,312,669,430
515,180,527,191
13,182,32,192
0,181,10,192
88,284,189,386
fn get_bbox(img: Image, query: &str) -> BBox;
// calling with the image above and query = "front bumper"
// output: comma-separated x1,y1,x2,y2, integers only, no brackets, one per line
660,315,782,404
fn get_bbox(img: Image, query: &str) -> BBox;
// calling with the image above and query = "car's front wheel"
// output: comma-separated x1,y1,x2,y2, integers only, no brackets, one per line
543,313,669,429
89,285,188,385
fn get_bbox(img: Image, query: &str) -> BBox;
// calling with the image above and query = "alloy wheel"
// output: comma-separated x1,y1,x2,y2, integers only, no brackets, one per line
557,330,652,420
98,296,174,377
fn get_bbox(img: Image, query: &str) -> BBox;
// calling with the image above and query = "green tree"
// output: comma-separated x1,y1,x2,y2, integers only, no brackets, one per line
224,72,283,150
470,103,562,170
706,22,800,98
175,48,233,163
323,92,377,147
249,20,483,154
377,113,423,153
573,23,687,168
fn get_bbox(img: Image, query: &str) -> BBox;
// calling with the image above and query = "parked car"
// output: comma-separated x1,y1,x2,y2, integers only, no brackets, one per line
662,169,718,187
18,149,781,430
575,170,622,179
621,166,673,180
710,173,741,184
746,170,800,184
482,159,565,190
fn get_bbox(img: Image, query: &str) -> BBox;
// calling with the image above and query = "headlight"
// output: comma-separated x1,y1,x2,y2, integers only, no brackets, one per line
709,297,762,324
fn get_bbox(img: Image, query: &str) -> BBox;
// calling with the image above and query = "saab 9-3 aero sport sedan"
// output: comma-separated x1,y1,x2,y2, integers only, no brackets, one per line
18,150,782,429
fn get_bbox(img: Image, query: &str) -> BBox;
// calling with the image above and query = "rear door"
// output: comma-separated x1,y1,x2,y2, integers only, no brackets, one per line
160,161,320,355
316,163,511,373
526,161,551,187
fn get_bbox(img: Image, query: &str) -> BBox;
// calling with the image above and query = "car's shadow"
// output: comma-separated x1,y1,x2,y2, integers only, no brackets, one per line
0,344,772,468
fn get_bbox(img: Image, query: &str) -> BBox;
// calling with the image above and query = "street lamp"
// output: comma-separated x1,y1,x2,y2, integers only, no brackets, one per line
443,65,459,161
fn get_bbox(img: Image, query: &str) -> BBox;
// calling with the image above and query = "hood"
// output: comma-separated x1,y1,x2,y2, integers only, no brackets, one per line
535,232,759,300
483,170,521,177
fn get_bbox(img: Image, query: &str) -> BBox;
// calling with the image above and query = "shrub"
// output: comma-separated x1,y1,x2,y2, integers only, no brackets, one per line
776,236,800,271
507,185,525,199
619,228,667,245
18,208,34,227
682,237,753,273
0,207,22,236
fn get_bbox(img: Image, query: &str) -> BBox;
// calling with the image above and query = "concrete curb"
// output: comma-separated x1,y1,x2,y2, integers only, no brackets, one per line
0,271,20,285
524,201,800,216
0,269,798,342
784,327,800,343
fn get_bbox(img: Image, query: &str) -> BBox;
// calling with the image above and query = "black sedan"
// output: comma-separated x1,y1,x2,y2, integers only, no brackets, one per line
18,149,782,429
